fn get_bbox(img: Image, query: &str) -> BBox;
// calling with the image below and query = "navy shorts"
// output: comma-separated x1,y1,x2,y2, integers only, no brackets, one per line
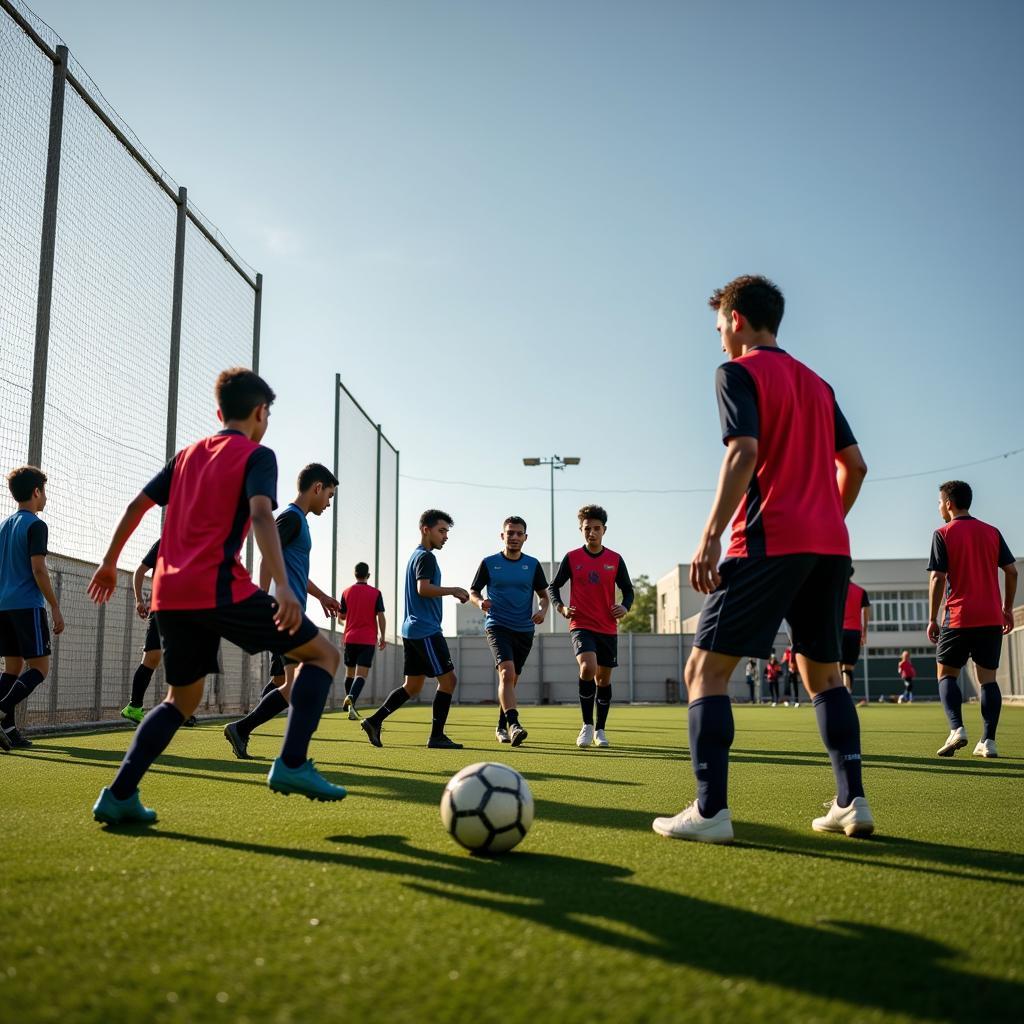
840,629,862,666
156,591,320,687
269,652,298,677
344,642,376,669
485,625,534,675
694,554,850,662
403,634,454,678
142,613,162,653
936,626,1002,671
571,628,618,669
0,607,51,659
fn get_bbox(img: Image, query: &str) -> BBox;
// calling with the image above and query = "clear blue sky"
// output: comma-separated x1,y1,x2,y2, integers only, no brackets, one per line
28,0,1024,629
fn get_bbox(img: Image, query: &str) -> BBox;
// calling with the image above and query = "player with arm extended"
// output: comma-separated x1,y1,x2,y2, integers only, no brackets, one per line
0,466,65,752
360,510,469,749
840,568,871,695
652,275,873,844
88,369,343,824
927,480,1017,758
338,562,387,721
547,504,634,749
223,463,340,759
470,516,549,747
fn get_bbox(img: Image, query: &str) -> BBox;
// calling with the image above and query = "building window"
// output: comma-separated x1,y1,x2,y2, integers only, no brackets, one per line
868,590,929,633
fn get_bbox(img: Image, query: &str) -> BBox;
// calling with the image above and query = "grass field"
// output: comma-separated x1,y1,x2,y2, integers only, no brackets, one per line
4,703,1023,1024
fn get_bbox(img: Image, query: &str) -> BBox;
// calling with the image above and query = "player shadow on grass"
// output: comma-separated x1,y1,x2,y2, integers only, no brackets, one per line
134,829,1020,1023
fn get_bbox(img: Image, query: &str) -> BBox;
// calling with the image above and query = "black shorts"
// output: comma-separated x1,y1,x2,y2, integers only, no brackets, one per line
936,626,1003,671
901,677,914,691
142,613,162,653
403,634,454,678
694,554,850,662
571,628,618,669
841,629,862,666
269,652,298,677
344,643,376,669
485,625,534,675
0,607,51,659
156,591,320,687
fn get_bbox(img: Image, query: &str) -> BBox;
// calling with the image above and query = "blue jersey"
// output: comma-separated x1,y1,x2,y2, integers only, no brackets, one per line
471,552,547,633
270,503,311,609
403,546,442,639
0,510,48,611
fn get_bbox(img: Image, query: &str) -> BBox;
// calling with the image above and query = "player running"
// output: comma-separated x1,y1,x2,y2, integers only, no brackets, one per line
897,651,916,703
360,510,469,749
927,480,1017,758
547,505,634,748
0,466,65,752
652,275,873,843
470,516,549,747
840,569,871,695
88,369,344,824
223,463,341,758
339,562,387,720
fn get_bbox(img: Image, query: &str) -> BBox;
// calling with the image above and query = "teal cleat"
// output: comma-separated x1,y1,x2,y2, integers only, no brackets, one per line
92,787,157,825
267,758,347,802
120,704,145,725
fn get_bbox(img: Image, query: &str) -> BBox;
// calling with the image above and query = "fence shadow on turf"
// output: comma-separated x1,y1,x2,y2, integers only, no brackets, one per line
131,829,1021,1023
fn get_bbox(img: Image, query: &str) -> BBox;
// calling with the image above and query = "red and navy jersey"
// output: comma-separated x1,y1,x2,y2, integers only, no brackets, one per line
141,538,160,570
143,429,277,611
547,546,634,635
927,515,1013,628
340,582,385,645
716,348,855,558
842,582,870,631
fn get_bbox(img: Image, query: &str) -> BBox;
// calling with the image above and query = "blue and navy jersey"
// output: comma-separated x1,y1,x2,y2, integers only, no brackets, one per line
270,503,311,609
403,545,442,639
471,552,548,633
0,510,48,611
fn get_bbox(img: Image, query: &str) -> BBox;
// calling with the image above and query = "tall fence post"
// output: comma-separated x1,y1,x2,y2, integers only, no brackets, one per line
244,270,263,576
93,602,106,722
394,449,400,641
374,425,382,582
47,571,62,723
121,584,135,705
165,186,187,461
628,631,635,703
331,374,340,634
27,43,68,466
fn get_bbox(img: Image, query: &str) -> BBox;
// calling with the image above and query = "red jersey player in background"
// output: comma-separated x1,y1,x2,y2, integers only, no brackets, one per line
547,505,634,749
897,651,916,703
840,568,871,695
339,561,387,720
927,480,1017,758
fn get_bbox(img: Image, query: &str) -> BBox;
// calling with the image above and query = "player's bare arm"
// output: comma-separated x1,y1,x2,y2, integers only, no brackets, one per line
835,444,868,516
250,495,302,634
927,570,946,643
31,553,64,634
88,492,155,603
1001,561,1018,633
307,579,341,617
132,561,150,618
418,579,469,603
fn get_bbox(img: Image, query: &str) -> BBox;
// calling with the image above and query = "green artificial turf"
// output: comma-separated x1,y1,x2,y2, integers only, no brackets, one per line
3,703,1023,1024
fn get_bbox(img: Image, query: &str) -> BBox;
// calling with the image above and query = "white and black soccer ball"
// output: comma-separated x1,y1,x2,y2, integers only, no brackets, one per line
440,762,534,854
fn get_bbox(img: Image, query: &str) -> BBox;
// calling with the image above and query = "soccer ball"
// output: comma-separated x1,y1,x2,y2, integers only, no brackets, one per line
440,762,534,854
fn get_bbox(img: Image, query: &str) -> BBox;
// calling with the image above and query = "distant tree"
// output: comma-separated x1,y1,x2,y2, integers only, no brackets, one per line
619,574,655,633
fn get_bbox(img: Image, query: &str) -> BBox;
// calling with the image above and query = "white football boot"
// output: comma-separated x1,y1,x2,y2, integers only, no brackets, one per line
973,739,998,758
652,801,734,844
576,724,594,748
937,726,968,757
812,797,875,837
594,729,609,747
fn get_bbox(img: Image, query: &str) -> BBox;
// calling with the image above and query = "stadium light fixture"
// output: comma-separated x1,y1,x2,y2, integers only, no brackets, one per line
522,455,582,632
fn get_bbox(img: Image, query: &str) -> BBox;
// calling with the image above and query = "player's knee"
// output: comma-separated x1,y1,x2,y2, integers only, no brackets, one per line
143,650,162,670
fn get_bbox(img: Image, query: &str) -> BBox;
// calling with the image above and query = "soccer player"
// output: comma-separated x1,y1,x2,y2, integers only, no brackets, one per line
470,516,549,747
927,480,1017,758
88,368,344,824
652,275,873,844
781,646,800,707
339,562,387,720
840,568,871,695
765,654,781,706
744,658,757,704
223,463,341,758
360,510,468,749
547,505,634,748
897,651,916,703
0,466,65,752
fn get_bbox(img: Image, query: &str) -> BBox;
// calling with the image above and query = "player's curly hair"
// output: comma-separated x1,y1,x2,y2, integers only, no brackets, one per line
708,275,785,334
7,465,47,502
420,509,454,528
939,480,972,510
577,504,607,526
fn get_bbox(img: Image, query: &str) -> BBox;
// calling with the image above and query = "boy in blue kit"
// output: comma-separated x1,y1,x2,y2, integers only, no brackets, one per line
470,516,549,746
0,466,65,752
361,509,469,749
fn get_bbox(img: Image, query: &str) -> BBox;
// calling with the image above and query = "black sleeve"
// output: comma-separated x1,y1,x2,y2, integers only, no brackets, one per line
927,531,948,573
997,532,1014,567
275,508,302,547
414,549,439,581
338,594,347,613
245,447,278,507
141,539,160,569
375,593,385,613
861,590,871,609
546,555,572,607
143,455,177,507
832,394,857,451
715,362,759,443
470,559,490,594
533,562,549,595
27,520,48,558
615,559,635,611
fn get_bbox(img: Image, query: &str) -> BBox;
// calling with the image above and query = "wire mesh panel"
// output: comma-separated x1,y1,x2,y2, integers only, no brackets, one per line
378,439,400,640
0,12,50,479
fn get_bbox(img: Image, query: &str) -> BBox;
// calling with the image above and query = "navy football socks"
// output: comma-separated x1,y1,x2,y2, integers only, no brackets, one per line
939,677,964,730
980,682,1002,742
260,679,278,699
349,677,366,703
280,665,333,769
813,686,864,808
344,676,354,696
595,684,613,730
0,668,44,716
431,689,453,738
688,695,734,818
235,687,289,739
497,708,508,731
578,678,596,725
129,664,154,708
369,686,411,725
110,702,185,799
